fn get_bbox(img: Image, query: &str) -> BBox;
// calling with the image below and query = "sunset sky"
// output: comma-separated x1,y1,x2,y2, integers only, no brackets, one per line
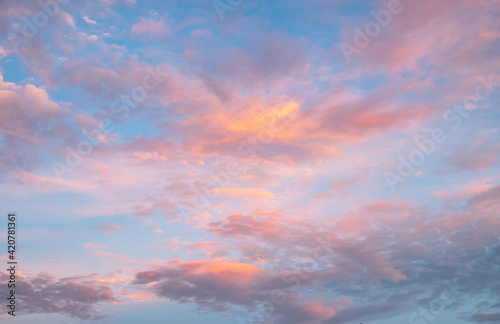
0,0,499,323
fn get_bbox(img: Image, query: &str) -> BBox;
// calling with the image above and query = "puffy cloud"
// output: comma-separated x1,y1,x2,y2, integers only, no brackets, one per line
133,259,340,323
0,272,116,320
131,19,170,36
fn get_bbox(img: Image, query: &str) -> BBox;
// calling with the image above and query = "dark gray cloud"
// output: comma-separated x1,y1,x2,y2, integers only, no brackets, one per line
1,272,116,321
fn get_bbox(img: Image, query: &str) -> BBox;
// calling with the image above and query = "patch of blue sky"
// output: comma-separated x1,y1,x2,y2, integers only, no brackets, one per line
0,55,32,83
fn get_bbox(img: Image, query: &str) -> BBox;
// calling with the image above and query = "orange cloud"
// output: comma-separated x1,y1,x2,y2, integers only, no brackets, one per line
218,188,275,200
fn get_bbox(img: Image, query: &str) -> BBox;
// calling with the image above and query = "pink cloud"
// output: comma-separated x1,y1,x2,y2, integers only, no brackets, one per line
133,259,345,322
89,222,123,233
131,19,170,36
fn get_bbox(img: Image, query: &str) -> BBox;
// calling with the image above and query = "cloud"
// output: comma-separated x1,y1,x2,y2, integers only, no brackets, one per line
131,19,170,36
89,222,123,233
83,16,97,24
133,259,340,323
83,242,109,250
93,250,146,265
0,272,115,320
468,312,500,323
218,188,275,200
0,74,79,180
198,187,500,322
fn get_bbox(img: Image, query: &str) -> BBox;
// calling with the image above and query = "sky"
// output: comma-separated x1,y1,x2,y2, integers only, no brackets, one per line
0,0,499,323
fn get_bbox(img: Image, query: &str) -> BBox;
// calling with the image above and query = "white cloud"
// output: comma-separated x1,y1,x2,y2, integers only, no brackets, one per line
83,16,97,24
